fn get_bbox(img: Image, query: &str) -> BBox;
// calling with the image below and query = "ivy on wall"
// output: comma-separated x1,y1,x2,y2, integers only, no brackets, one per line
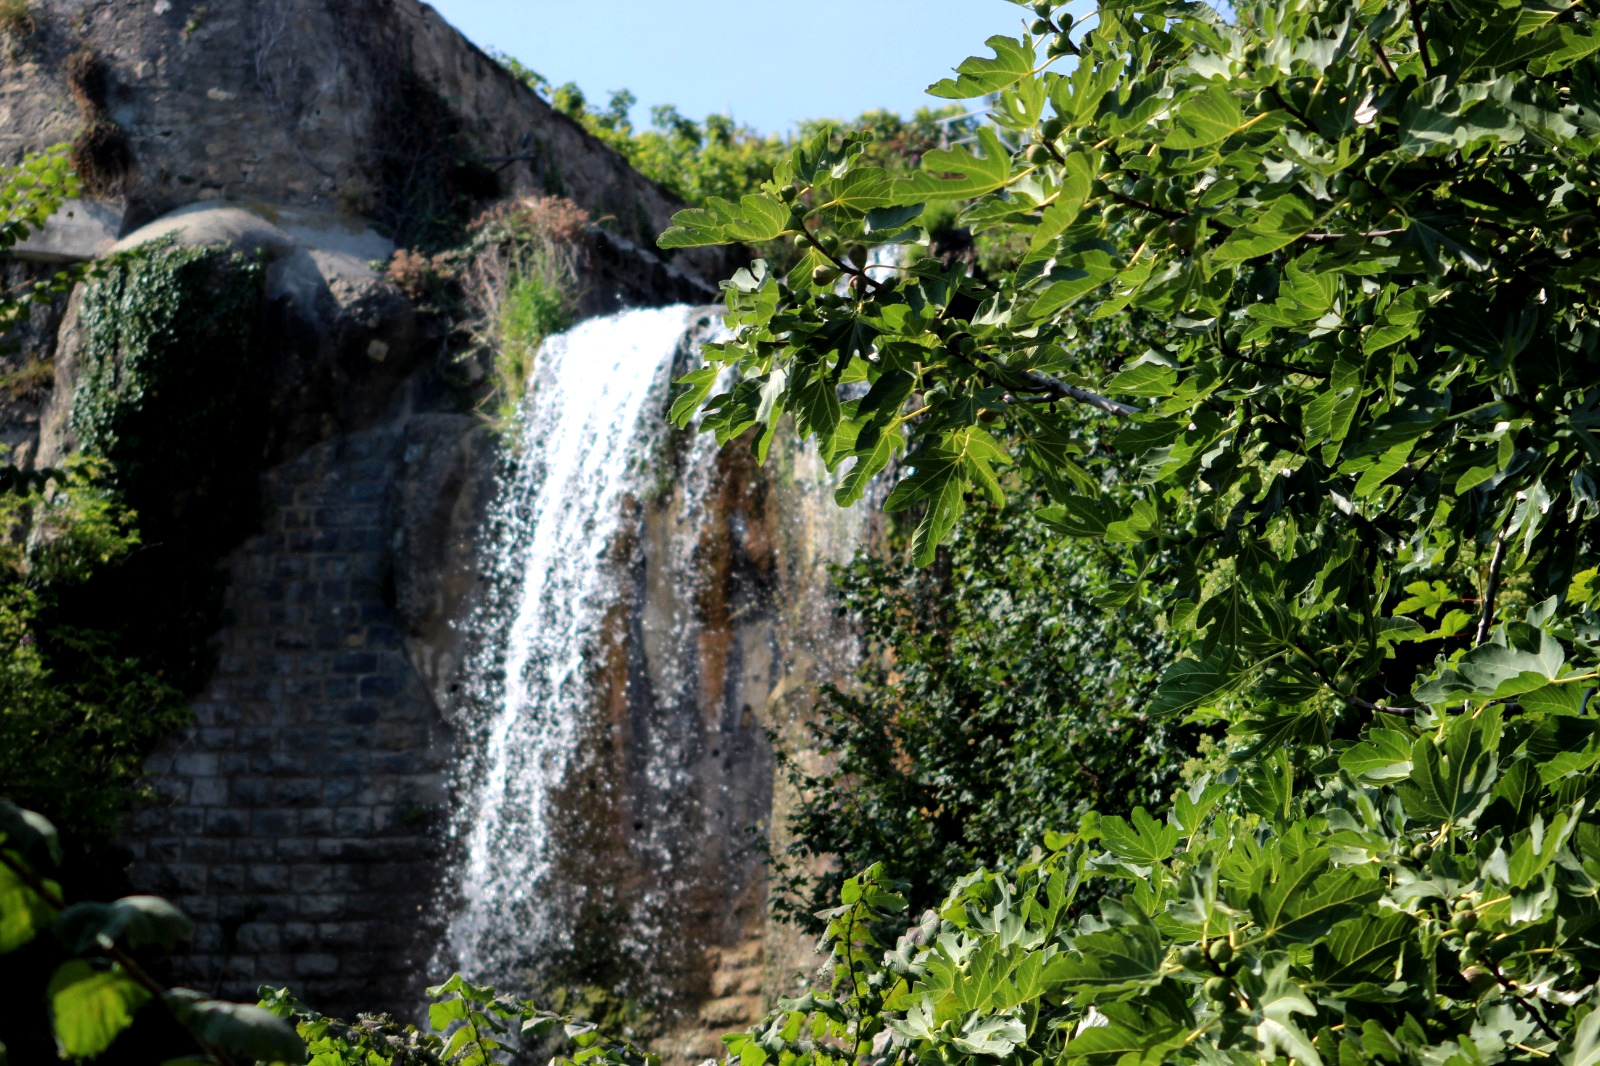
10,240,275,846
71,238,265,534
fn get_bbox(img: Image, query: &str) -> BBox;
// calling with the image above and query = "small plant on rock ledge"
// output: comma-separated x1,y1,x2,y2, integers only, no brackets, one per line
0,0,35,39
386,193,588,437
462,195,587,436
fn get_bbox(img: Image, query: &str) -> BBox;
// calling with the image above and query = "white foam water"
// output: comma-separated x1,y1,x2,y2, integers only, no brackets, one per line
440,305,699,984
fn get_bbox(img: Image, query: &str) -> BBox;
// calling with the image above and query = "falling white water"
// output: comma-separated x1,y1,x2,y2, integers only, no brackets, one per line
441,305,699,984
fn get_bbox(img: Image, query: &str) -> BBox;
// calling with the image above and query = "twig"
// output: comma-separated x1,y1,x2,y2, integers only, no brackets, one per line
1301,228,1408,242
966,348,1138,417
1371,39,1398,82
796,218,885,293
1408,0,1434,78
1487,959,1564,1047
1345,694,1426,715
1475,531,1508,647
1110,190,1183,221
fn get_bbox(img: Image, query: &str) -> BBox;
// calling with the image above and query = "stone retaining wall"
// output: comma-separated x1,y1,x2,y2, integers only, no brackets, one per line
126,427,454,1016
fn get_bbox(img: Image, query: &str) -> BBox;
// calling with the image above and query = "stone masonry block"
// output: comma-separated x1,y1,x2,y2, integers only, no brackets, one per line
339,529,386,553
324,678,358,699
295,953,340,978
359,675,403,699
251,809,295,836
236,923,281,953
254,654,295,676
340,458,394,482
335,436,391,463
205,810,248,837
232,839,277,862
333,653,378,674
170,752,220,777
298,895,347,921
247,865,291,893
332,807,373,834
229,779,270,805
190,777,229,807
313,752,365,777
185,838,232,863
283,679,322,701
209,864,247,892
315,837,387,862
315,556,351,579
341,703,379,726
314,922,373,948
144,838,184,863
339,480,388,504
255,954,295,985
281,922,318,951
356,779,399,806
322,778,360,806
251,752,307,776
274,630,314,651
222,955,264,981
277,837,317,861
269,778,321,807
315,505,382,529
272,556,308,579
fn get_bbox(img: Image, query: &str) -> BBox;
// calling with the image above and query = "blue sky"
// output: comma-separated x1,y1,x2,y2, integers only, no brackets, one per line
426,0,1041,136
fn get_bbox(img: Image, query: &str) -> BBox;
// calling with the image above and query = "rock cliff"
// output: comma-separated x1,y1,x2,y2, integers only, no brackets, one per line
0,0,855,1048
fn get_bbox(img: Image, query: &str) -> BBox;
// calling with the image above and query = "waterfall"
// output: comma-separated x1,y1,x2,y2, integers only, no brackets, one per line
440,304,703,988
436,302,877,1013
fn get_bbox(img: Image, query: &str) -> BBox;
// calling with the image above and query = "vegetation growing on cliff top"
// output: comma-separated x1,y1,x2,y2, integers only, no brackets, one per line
493,49,981,214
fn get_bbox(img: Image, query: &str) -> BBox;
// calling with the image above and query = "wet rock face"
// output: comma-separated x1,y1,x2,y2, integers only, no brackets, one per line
516,415,871,1062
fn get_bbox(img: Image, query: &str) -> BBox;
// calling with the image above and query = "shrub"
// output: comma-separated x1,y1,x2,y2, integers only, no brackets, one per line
0,799,305,1063
0,355,55,402
0,0,34,38
470,193,591,246
665,0,1600,1059
454,196,585,434
384,246,447,301
775,501,1202,928
487,254,573,428
0,458,187,847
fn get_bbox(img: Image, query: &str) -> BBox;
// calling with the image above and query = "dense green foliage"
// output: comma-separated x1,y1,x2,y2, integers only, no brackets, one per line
665,0,1600,1060
777,502,1198,928
0,152,209,849
0,458,186,845
73,239,265,523
494,53,786,209
66,238,268,704
259,975,656,1066
0,797,309,1065
0,146,83,334
494,50,979,214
